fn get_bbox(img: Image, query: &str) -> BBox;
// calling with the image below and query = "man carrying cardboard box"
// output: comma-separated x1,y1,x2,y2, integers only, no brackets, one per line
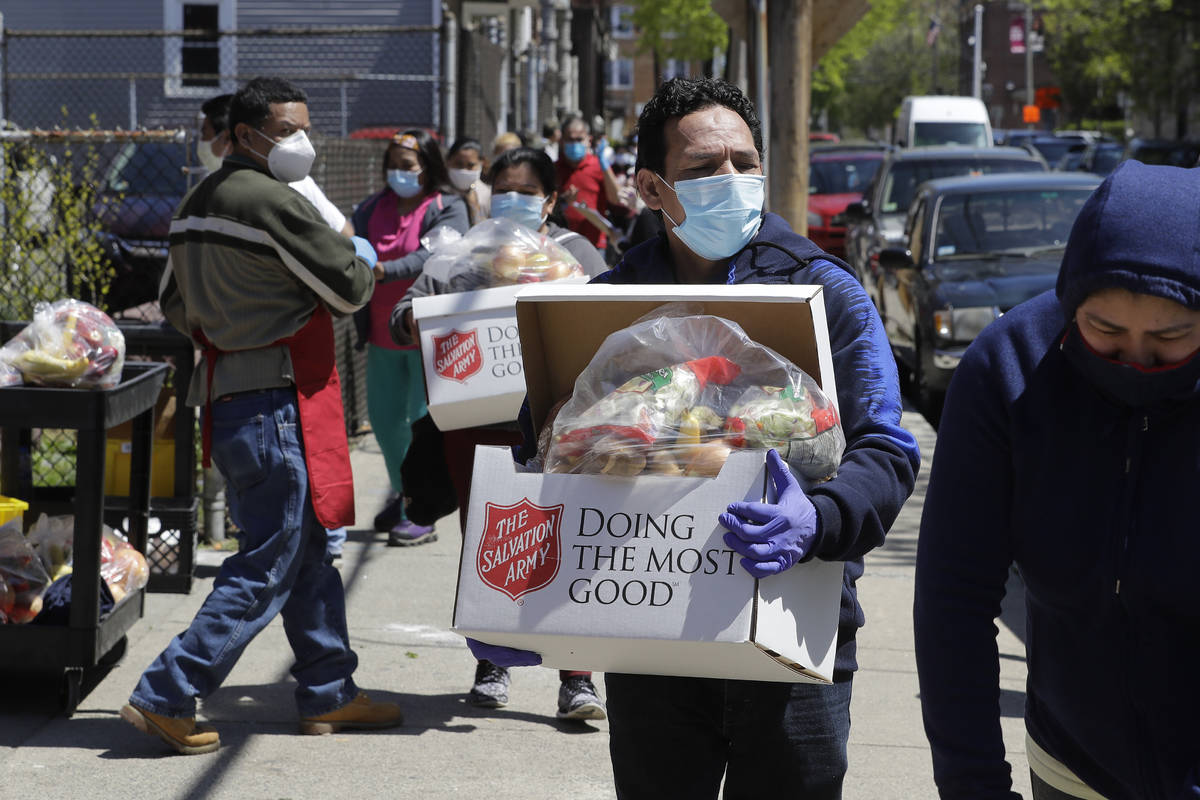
474,77,921,798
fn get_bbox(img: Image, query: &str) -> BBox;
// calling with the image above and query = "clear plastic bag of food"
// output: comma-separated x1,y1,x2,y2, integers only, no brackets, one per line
420,218,585,292
100,527,149,604
0,299,126,389
543,308,845,482
26,513,75,582
0,519,51,624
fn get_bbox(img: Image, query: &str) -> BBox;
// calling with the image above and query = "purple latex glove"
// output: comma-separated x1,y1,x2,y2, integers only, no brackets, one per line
466,637,542,667
719,449,819,579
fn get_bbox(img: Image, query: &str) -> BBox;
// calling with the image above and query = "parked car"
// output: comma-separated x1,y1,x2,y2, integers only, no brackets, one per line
893,95,992,148
92,141,190,313
873,172,1101,415
1052,129,1111,145
1057,140,1125,176
1124,138,1200,168
806,144,885,258
841,145,1047,288
1022,135,1084,169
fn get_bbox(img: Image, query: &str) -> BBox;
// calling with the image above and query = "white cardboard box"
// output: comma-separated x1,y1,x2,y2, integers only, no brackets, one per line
453,446,843,682
412,280,584,431
451,283,846,683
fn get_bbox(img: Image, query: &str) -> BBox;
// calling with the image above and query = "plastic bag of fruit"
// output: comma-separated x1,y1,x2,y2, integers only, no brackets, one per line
542,307,845,483
26,513,76,582
100,528,148,604
420,217,585,292
0,519,51,624
0,299,126,389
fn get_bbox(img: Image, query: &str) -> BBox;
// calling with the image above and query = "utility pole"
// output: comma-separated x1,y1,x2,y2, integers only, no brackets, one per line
1024,3,1034,128
972,4,983,99
930,15,939,92
767,0,812,234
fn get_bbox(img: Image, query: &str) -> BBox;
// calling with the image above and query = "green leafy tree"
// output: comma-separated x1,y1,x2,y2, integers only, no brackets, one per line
813,0,959,138
629,0,729,64
1040,0,1198,137
0,114,115,320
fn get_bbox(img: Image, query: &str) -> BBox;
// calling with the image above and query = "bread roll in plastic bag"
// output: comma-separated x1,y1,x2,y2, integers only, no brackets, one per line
543,309,845,483
0,299,125,389
420,218,585,292
100,527,149,604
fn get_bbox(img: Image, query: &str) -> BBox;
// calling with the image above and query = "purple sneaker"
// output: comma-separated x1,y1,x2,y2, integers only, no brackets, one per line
373,493,405,533
388,519,437,547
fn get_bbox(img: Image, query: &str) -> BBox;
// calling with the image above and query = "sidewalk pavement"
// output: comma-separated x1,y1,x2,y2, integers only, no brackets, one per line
0,408,1033,799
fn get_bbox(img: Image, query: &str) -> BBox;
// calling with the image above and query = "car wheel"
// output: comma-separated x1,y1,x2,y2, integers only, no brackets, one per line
913,334,945,427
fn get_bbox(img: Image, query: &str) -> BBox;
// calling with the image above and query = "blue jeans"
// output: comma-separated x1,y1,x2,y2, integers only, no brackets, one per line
605,673,852,800
129,388,359,718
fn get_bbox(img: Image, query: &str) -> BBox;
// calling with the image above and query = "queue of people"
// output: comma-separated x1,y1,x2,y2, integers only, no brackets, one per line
113,70,1200,800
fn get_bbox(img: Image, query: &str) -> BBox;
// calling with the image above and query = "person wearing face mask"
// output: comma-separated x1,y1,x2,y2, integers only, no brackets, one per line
349,130,469,547
476,77,920,799
555,114,626,254
915,161,1200,800
386,146,608,722
194,93,353,238
121,77,403,755
196,92,354,566
444,138,490,225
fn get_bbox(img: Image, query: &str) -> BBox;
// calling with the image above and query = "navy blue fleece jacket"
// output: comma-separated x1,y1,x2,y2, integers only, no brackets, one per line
915,161,1200,799
518,212,921,679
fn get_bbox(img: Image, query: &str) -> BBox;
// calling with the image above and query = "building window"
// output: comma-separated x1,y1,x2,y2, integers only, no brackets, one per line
607,58,634,90
610,6,634,39
664,59,690,81
164,0,237,98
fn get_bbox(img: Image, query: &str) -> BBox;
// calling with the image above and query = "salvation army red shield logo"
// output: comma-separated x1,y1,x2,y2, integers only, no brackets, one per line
476,499,563,601
433,328,482,383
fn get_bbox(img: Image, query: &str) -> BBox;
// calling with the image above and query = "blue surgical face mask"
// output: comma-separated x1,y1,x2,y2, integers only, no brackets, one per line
655,172,766,261
387,168,423,198
491,191,548,231
563,141,589,163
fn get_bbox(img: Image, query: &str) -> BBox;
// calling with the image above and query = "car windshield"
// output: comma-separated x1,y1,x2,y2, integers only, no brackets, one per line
1030,139,1077,165
933,188,1095,261
809,157,881,195
881,158,1042,213
913,122,990,148
104,142,189,195
1091,145,1124,175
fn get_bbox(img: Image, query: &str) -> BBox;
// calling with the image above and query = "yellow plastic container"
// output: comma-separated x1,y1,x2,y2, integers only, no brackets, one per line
105,438,176,498
0,495,29,528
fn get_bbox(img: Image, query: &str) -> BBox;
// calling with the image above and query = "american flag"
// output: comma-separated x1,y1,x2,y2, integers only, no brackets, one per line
926,17,942,47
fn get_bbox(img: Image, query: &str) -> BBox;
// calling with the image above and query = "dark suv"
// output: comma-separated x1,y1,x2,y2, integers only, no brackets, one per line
92,141,190,314
841,146,1047,294
873,172,1100,416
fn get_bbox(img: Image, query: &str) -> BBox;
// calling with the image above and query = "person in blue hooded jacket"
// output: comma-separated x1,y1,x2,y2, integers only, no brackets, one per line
471,77,921,799
914,160,1200,800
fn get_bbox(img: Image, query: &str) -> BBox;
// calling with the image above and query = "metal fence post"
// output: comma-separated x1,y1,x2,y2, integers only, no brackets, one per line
441,4,457,144
128,75,138,129
339,80,347,138
0,13,6,125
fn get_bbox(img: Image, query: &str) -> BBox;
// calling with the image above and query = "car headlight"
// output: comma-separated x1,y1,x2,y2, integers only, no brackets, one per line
806,210,824,228
932,306,1000,341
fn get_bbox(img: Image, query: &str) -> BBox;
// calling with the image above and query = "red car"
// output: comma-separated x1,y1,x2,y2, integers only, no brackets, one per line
807,145,885,258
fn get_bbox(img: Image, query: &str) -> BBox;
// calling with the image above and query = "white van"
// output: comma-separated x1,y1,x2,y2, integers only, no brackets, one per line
894,95,993,148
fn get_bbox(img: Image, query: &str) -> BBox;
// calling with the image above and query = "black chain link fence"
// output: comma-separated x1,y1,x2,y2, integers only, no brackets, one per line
1,26,443,134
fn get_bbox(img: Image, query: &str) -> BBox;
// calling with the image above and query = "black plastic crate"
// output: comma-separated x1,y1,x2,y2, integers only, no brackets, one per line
103,496,198,594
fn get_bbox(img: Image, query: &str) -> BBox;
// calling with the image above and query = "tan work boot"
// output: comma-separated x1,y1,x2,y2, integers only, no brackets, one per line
299,691,404,735
120,703,220,755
